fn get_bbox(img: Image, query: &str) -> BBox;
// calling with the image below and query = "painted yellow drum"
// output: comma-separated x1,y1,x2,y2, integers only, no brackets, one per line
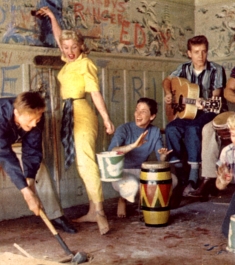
140,161,172,227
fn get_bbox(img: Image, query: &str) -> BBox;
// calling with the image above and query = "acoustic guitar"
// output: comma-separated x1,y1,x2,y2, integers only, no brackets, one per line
165,77,222,122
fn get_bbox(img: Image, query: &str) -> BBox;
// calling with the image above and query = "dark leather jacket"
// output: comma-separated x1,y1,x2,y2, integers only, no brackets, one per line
0,97,44,190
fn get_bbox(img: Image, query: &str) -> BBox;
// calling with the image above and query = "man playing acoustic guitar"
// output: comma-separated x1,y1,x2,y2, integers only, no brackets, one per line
162,35,226,207
190,68,235,200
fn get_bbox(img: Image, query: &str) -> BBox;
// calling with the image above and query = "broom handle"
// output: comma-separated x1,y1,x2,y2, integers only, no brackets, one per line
39,209,57,235
39,209,73,255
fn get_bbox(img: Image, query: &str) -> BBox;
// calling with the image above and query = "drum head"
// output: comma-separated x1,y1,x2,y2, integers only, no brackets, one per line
141,161,170,170
213,111,234,128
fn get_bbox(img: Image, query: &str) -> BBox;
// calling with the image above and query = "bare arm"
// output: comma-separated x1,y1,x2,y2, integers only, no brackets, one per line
36,7,62,51
224,77,235,103
112,131,148,154
90,91,115,135
21,186,42,216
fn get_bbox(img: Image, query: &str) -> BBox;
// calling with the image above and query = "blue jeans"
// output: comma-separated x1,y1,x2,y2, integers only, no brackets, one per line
166,112,217,163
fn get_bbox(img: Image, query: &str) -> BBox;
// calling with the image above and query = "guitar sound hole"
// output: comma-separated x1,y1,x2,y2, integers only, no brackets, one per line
178,95,185,112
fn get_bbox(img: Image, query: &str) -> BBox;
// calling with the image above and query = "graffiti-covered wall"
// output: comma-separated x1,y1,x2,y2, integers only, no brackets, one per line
2,0,235,62
2,0,235,220
0,0,195,59
195,1,235,59
194,0,235,75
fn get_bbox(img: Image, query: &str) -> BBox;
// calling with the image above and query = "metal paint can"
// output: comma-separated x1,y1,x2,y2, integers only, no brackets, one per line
96,151,124,182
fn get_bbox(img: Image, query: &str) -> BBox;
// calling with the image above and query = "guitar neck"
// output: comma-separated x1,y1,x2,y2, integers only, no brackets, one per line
169,77,221,121
182,97,221,113
183,98,196,105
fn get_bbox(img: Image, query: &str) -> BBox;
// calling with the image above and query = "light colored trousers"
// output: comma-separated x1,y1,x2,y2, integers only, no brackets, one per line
201,121,220,179
112,169,140,203
112,168,178,202
13,144,63,220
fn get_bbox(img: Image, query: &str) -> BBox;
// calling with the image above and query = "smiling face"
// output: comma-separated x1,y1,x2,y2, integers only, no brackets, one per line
14,109,43,132
187,44,208,71
61,39,82,62
134,102,156,129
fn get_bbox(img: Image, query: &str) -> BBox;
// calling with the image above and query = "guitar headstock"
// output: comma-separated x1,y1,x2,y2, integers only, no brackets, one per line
201,96,222,114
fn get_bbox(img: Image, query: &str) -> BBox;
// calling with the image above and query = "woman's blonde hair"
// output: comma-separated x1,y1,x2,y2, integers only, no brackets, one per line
227,114,235,130
59,30,90,54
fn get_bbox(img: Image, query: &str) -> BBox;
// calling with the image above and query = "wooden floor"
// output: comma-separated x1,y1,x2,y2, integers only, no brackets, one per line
1,185,235,265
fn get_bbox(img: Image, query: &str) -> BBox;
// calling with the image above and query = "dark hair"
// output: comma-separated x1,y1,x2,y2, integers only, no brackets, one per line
137,97,158,115
187,35,209,51
14,91,46,115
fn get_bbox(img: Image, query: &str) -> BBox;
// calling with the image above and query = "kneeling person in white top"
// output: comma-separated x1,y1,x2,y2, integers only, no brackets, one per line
108,97,172,217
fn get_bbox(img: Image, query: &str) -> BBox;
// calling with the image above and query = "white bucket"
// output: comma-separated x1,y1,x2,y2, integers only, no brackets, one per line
96,151,124,182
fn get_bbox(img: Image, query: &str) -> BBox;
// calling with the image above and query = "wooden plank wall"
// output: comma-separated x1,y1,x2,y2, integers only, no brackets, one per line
0,44,184,219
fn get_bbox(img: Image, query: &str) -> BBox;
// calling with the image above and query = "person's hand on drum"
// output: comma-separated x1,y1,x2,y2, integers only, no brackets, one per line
216,163,233,190
158,148,173,161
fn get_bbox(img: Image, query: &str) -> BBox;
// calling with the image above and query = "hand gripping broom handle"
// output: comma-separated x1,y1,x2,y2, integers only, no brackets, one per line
39,209,74,256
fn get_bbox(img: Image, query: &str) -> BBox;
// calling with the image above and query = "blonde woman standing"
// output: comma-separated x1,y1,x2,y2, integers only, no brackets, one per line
37,7,115,235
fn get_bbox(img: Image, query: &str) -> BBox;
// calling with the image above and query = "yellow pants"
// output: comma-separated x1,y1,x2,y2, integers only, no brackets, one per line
73,101,103,203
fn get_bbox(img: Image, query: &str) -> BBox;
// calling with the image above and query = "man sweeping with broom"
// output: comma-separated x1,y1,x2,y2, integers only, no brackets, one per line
0,91,76,234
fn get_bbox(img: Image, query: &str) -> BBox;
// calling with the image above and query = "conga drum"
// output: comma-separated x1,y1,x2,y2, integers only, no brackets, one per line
140,161,172,227
212,111,234,148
